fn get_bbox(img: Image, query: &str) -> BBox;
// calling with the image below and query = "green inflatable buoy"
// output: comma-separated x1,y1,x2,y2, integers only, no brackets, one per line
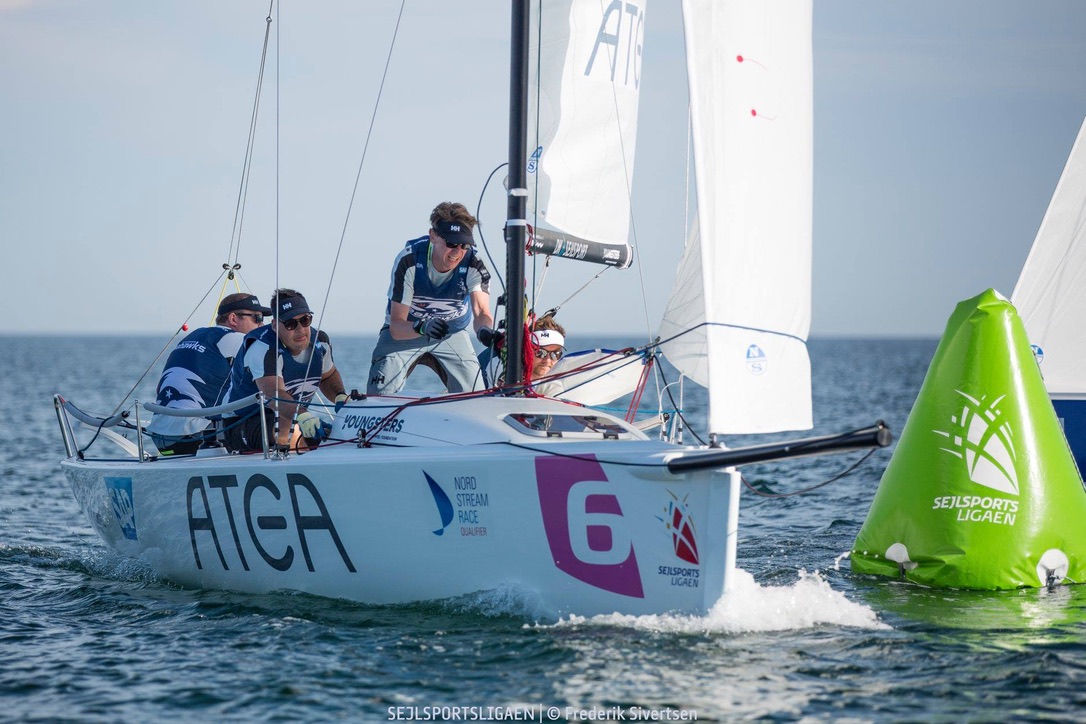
852,289,1086,589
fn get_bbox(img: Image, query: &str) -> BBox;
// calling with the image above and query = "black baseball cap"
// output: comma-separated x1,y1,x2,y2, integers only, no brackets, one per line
275,293,312,321
433,219,476,246
218,294,272,317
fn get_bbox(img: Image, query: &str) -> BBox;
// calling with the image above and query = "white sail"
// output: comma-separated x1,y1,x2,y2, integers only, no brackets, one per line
1011,117,1086,394
659,0,813,434
525,0,643,268
550,349,648,406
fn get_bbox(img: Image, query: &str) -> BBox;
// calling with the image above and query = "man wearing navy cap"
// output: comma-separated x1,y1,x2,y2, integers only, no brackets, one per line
221,288,348,452
367,201,504,395
147,292,272,455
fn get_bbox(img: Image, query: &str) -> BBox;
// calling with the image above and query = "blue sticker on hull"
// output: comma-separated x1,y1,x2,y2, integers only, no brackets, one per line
105,477,137,540
424,472,454,536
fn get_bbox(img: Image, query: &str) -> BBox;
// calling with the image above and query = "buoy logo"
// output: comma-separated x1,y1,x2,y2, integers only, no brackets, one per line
934,391,1019,496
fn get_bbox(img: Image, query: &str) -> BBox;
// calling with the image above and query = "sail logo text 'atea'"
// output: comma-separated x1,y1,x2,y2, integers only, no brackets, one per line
583,1,644,89
933,391,1019,496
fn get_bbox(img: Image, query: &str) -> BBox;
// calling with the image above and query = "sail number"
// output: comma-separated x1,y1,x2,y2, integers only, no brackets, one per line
186,473,356,574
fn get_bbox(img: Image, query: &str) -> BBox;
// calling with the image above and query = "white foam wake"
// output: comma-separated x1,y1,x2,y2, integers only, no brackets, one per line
552,568,888,633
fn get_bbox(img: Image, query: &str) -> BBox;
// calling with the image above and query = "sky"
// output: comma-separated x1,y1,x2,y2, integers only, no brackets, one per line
1,1,1085,339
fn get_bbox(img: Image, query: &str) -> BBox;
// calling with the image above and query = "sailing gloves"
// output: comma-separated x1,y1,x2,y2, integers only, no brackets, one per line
412,318,503,347
414,317,449,340
334,393,350,413
477,326,505,347
297,411,331,442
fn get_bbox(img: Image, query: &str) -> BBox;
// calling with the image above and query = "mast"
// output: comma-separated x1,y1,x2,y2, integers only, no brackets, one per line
504,0,530,385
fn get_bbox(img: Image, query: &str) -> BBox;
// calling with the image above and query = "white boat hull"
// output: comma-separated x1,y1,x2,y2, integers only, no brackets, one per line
61,398,737,617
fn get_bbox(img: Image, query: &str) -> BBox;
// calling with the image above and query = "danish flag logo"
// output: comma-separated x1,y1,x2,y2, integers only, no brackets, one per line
660,491,699,565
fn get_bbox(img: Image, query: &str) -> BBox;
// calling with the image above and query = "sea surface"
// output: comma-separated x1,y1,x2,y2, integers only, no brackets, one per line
4,335,1086,722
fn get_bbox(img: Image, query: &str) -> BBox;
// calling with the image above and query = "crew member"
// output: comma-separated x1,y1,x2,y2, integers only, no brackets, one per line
221,289,348,452
367,201,503,395
146,292,270,455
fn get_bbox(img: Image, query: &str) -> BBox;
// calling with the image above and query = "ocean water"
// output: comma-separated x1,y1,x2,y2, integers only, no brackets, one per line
5,335,1086,722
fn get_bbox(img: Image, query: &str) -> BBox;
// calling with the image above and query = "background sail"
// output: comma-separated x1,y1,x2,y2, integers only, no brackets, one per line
659,0,813,434
525,0,644,268
550,349,648,406
1011,117,1086,395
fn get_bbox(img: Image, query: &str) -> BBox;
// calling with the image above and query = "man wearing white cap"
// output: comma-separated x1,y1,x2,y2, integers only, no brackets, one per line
528,315,567,397
367,201,504,395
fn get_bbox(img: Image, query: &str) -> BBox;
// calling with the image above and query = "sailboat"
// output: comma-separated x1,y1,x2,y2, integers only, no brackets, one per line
53,0,887,618
1011,116,1086,473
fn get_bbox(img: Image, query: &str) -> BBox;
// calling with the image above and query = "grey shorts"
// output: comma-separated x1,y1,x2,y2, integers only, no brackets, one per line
367,328,483,395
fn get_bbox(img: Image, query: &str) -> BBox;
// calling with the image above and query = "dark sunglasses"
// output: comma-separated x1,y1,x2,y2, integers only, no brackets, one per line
235,312,264,323
281,314,313,331
534,348,563,362
435,232,471,250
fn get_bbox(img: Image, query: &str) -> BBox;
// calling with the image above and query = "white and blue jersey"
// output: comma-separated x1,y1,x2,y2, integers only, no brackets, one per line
146,326,244,438
222,325,334,420
383,235,490,334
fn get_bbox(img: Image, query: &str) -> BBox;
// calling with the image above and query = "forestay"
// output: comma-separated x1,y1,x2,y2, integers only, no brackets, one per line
1011,117,1086,395
525,0,643,268
660,0,813,434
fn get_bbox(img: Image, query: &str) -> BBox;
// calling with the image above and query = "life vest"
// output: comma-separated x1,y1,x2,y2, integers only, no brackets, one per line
398,235,475,335
223,325,327,419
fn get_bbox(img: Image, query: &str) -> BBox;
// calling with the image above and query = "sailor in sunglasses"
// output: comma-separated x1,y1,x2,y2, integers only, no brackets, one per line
529,315,567,396
221,288,348,452
367,201,504,395
146,292,272,456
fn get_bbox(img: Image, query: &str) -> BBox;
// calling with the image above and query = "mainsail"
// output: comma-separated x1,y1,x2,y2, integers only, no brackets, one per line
525,0,643,268
659,0,814,434
1011,117,1086,395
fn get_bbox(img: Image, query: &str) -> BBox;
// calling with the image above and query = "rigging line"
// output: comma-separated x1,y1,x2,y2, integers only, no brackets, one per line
544,265,610,315
108,269,232,418
532,255,551,305
318,0,407,317
587,0,666,427
528,0,543,318
232,268,254,298
273,0,282,445
232,53,269,265
593,0,652,348
684,105,692,250
656,362,707,446
544,351,645,396
299,0,408,413
656,319,808,349
227,0,276,266
741,449,878,498
656,106,695,418
475,162,508,292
